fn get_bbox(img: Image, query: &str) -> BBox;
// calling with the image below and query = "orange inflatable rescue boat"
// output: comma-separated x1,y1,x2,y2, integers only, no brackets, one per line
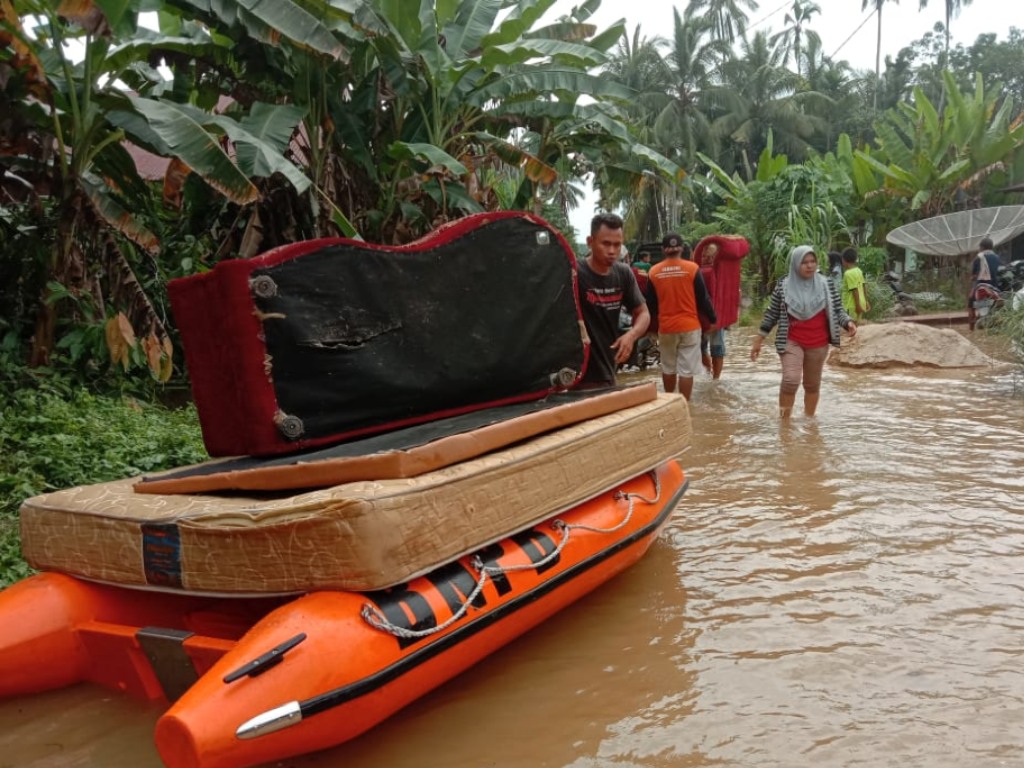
0,461,686,768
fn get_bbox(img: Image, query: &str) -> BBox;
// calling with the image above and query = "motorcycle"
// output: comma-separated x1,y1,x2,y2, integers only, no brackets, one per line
969,282,1004,330
883,271,917,316
618,308,660,372
997,260,1024,294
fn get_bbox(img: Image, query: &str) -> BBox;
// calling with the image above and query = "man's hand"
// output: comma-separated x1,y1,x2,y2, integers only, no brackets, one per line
611,332,637,364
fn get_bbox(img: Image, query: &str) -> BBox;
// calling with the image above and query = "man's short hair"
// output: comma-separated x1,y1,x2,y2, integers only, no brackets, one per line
979,237,994,251
841,247,858,264
590,212,624,236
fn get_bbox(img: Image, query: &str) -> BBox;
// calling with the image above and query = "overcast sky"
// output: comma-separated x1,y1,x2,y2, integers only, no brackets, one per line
545,0,1018,240
548,0,1011,71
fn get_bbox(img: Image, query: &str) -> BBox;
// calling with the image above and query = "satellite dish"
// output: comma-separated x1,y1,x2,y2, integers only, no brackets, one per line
886,205,1024,256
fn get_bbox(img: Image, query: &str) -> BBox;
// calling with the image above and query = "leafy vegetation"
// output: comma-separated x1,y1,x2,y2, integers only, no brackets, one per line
0,372,206,587
990,295,1024,364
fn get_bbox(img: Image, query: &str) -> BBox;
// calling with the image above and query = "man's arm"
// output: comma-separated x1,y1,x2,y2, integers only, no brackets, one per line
694,272,718,327
853,273,868,315
628,302,650,338
610,268,649,364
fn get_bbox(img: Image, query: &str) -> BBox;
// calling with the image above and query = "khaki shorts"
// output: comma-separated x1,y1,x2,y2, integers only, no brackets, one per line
659,330,703,377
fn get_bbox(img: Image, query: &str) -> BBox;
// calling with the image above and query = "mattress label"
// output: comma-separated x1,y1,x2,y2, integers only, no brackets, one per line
142,522,183,588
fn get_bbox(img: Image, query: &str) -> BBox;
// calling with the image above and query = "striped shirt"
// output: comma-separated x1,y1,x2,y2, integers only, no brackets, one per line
758,276,852,354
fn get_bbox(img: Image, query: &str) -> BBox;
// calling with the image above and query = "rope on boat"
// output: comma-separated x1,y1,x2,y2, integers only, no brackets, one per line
361,470,662,639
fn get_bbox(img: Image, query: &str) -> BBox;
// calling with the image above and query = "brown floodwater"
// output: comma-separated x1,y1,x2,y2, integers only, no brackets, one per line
2,327,1023,768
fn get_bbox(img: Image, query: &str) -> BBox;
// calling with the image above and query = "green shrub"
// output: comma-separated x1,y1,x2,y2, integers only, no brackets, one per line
739,292,768,328
856,246,887,277
0,517,30,586
989,296,1024,368
864,278,895,320
0,383,207,588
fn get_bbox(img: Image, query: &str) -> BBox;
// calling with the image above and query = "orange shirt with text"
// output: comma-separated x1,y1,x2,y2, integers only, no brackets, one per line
647,258,702,334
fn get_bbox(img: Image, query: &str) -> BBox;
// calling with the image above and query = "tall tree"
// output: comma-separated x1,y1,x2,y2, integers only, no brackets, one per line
801,36,868,151
601,25,676,239
917,0,975,57
961,30,1024,108
769,0,822,77
862,0,900,110
602,9,735,238
683,0,760,43
654,9,737,172
715,31,831,176
603,25,671,115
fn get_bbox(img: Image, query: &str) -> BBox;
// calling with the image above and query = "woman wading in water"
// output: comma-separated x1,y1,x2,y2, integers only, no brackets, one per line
750,246,857,418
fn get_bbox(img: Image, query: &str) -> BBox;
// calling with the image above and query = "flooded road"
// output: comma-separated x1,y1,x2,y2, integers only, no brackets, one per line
2,328,1023,768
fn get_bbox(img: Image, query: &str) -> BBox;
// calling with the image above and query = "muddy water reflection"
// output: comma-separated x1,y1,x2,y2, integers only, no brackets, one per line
2,329,1023,768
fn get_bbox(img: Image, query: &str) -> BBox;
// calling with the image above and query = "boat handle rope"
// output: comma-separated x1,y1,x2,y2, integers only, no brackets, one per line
361,470,662,639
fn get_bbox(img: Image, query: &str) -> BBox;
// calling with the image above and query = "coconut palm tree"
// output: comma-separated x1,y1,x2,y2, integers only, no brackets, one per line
715,31,831,176
603,25,672,118
654,9,738,171
861,0,901,110
684,0,760,44
602,10,735,237
770,0,822,77
600,28,676,239
801,36,868,150
917,0,975,58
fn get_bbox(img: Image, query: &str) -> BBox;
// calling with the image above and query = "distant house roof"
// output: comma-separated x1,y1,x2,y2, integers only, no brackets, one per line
122,95,235,181
125,142,170,181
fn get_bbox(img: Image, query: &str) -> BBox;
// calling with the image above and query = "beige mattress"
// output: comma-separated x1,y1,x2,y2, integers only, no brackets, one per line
20,394,691,594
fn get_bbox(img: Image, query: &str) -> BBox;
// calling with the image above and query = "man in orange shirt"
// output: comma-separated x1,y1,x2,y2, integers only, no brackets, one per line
646,234,717,400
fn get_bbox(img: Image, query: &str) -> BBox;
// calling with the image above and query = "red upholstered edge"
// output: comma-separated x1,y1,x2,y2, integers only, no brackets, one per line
693,234,750,261
168,259,279,457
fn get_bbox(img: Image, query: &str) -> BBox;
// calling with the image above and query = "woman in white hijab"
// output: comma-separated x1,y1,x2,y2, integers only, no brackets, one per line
751,246,857,417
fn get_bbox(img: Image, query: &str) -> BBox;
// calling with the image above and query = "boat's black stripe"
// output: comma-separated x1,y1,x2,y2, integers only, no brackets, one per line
301,479,688,717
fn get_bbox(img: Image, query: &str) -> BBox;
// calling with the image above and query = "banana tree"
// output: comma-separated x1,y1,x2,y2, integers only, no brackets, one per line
944,71,1024,206
157,0,364,241
855,71,1024,220
318,0,674,242
151,0,682,245
1,0,322,372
